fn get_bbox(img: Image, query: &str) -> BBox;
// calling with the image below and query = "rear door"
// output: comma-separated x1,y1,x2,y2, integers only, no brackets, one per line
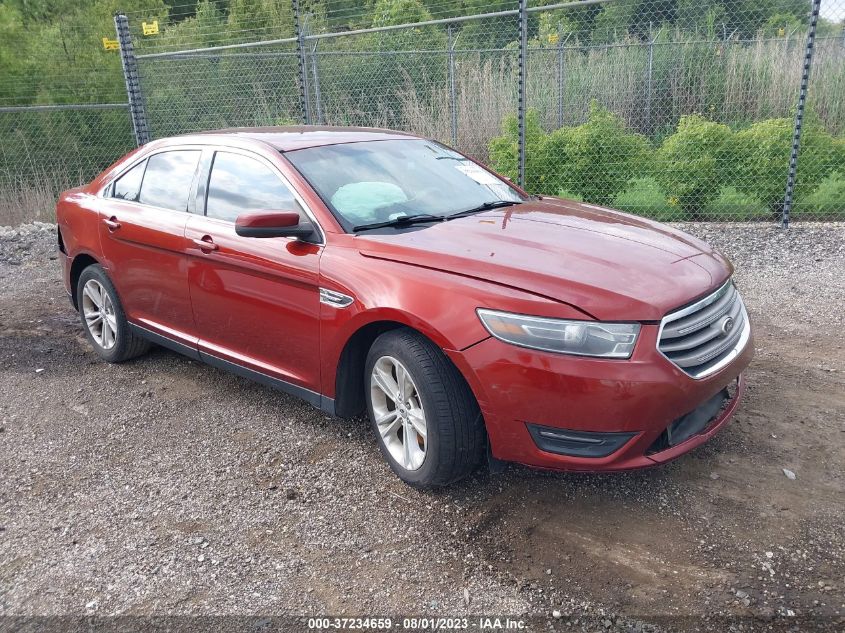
98,148,202,347
185,148,323,399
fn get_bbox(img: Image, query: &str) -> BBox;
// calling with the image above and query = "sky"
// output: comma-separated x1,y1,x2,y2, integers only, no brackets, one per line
820,0,845,21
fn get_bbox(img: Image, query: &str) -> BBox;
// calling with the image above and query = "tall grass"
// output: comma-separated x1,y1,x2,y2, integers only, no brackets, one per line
0,174,66,226
386,33,844,161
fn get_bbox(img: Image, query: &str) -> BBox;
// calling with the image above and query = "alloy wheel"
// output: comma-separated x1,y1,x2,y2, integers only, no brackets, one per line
82,279,118,350
370,355,427,471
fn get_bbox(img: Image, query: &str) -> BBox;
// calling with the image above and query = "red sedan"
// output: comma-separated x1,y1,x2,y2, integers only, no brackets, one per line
56,127,753,487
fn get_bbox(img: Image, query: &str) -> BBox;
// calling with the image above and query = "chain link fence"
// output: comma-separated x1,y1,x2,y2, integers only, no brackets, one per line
2,0,844,225
0,104,135,224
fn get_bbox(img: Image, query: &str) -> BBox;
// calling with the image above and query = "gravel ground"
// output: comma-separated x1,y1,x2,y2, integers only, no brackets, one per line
1,221,843,632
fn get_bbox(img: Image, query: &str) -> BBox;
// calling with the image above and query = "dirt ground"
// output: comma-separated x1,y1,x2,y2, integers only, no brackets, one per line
1,222,843,632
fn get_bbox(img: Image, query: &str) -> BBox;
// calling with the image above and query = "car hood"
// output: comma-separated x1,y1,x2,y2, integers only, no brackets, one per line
355,198,732,321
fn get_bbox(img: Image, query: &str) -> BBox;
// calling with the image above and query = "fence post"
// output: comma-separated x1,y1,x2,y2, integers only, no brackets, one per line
293,0,312,125
447,25,458,147
782,0,821,228
556,24,564,128
644,23,654,135
517,0,528,188
114,14,150,146
310,40,323,125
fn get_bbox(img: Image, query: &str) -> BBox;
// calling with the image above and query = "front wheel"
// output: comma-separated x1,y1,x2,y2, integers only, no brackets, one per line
365,328,485,487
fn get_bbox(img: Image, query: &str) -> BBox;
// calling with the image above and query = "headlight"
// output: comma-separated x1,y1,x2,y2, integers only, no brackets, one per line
477,309,640,358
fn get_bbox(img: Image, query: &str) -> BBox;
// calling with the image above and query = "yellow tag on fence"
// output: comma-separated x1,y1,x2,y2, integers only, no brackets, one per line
142,20,159,36
102,37,119,51
548,33,559,45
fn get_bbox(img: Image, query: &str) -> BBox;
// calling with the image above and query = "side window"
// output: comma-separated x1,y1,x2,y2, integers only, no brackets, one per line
206,152,302,222
112,159,146,202
138,150,201,212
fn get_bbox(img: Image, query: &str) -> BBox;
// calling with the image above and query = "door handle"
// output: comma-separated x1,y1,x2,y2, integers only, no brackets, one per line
103,217,121,231
191,236,219,252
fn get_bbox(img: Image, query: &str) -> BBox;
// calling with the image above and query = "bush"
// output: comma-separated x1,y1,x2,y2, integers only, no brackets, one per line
556,189,584,202
794,172,845,218
489,107,845,220
703,187,768,221
731,114,845,213
655,115,733,218
612,177,676,221
543,103,650,205
489,103,650,204
488,110,548,193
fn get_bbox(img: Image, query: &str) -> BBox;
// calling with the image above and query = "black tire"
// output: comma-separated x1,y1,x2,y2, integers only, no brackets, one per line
76,264,150,363
364,328,485,487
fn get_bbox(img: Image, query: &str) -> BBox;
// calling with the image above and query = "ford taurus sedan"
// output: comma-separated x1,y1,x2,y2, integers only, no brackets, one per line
56,126,753,487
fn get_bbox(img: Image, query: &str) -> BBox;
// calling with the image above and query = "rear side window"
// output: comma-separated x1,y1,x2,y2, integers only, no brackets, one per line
206,152,301,222
138,150,201,212
112,160,146,202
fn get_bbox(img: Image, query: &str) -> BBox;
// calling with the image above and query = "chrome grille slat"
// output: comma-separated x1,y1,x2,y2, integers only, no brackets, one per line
665,309,745,367
659,320,724,353
661,284,737,339
658,280,750,379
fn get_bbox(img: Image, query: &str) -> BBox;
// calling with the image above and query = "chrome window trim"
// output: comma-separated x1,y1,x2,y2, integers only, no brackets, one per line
656,279,751,380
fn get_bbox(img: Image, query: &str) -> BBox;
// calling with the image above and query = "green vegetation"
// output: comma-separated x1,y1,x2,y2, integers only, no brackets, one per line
655,115,733,217
704,187,768,221
1,0,845,223
490,103,650,206
732,114,845,212
489,106,845,221
613,178,676,221
796,172,845,218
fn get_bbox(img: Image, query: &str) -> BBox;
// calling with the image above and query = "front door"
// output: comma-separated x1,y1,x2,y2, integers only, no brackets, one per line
184,149,323,399
97,148,202,347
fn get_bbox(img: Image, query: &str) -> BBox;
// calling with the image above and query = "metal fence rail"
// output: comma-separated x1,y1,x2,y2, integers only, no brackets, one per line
1,0,844,226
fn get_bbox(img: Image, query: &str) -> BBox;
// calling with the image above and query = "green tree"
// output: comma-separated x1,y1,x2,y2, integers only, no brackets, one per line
0,4,28,100
227,0,294,37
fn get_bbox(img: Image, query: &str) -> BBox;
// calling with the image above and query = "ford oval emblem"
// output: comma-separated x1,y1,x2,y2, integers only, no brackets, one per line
720,316,735,336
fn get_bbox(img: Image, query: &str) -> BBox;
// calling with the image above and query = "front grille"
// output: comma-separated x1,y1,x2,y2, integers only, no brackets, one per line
658,280,750,378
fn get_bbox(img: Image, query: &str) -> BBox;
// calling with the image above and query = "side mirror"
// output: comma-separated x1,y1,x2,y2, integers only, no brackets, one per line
235,210,315,239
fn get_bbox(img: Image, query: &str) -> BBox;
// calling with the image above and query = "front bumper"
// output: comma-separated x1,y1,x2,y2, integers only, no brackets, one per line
446,322,753,472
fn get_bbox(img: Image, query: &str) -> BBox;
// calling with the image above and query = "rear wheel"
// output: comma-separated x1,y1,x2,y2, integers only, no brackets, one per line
365,328,485,487
77,264,150,363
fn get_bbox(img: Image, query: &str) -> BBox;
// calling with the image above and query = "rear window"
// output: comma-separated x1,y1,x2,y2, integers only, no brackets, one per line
138,150,201,212
112,160,146,202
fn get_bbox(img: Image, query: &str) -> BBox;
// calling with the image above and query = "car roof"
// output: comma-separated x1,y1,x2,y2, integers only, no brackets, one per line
176,126,421,152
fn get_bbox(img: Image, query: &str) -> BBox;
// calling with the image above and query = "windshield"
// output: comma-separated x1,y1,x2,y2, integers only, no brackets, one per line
284,139,524,231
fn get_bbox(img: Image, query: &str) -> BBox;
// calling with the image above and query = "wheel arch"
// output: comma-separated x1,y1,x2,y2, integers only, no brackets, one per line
69,253,100,309
333,320,405,418
331,317,480,420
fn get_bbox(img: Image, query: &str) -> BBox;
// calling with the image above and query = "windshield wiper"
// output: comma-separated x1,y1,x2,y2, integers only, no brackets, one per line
445,199,521,219
352,213,445,232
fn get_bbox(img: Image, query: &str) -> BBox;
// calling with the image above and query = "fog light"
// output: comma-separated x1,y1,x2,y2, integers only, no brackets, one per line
527,424,636,458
